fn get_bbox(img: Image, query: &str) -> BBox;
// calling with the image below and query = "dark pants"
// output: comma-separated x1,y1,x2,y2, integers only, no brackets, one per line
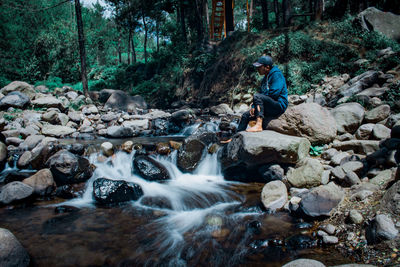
237,93,284,131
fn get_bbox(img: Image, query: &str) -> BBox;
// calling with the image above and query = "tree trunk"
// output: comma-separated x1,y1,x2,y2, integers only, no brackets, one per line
117,35,122,64
142,12,148,64
225,0,234,32
260,0,269,29
128,29,132,64
315,0,324,20
131,33,136,63
156,20,159,53
179,0,187,43
74,0,89,98
282,0,291,26
194,0,205,43
205,0,209,39
332,0,348,18
274,0,280,27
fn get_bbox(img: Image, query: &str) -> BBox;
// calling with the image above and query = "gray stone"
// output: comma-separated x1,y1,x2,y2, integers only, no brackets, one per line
331,166,346,180
322,235,339,244
32,96,65,110
372,124,391,140
357,7,400,41
370,169,394,188
319,224,336,235
385,113,400,128
101,142,114,157
321,148,339,160
210,103,234,115
349,209,363,224
317,230,328,237
101,113,117,122
42,110,60,124
19,135,45,150
0,182,33,204
357,86,389,97
345,171,361,186
331,102,365,134
268,103,337,144
5,137,23,146
332,140,379,155
122,119,149,131
287,158,323,188
321,170,330,184
0,91,30,109
355,123,375,140
65,91,78,100
299,182,344,217
17,151,32,169
22,169,56,196
68,111,83,123
132,110,171,120
58,113,69,126
261,180,288,211
282,258,325,267
375,214,398,240
364,104,391,123
0,228,30,267
381,181,400,216
104,90,147,112
341,161,364,174
1,81,35,99
41,124,76,137
331,152,351,166
106,126,135,138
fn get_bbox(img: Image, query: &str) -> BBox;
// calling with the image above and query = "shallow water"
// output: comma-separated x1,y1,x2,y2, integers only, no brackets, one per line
0,137,352,266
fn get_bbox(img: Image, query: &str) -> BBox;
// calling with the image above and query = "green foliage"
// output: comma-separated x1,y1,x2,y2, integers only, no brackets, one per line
35,76,63,91
310,145,324,156
3,113,15,122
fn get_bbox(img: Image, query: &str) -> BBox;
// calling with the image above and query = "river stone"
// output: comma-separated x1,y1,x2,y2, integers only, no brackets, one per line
41,125,76,137
349,209,363,224
20,135,44,150
68,111,83,123
357,7,400,41
282,259,325,267
5,137,23,146
287,158,324,188
210,103,234,115
177,139,205,172
133,155,170,181
366,214,399,244
82,105,98,115
121,141,134,153
122,119,149,131
46,149,94,186
32,96,65,110
369,169,394,188
156,143,171,155
106,126,135,138
42,110,60,124
355,123,375,140
331,103,365,134
132,110,171,120
321,148,339,160
1,81,35,98
261,180,288,211
332,140,379,155
65,91,78,100
332,265,376,267
17,151,32,169
0,91,30,109
344,171,361,186
381,181,400,215
357,86,389,98
299,182,344,218
101,142,114,157
341,161,364,174
22,169,56,196
0,228,30,267
331,152,351,166
0,182,33,205
319,224,336,235
259,164,285,182
322,235,339,244
104,90,146,113
171,109,192,123
267,103,337,144
29,142,58,170
372,124,391,140
58,113,69,126
220,131,310,172
101,113,117,122
93,178,143,205
364,104,391,123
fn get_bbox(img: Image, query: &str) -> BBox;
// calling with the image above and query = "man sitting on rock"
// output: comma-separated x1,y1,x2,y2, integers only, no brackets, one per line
238,55,288,132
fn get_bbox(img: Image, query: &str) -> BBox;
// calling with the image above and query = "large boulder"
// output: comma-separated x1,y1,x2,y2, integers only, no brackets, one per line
1,81,35,99
0,141,6,170
106,126,135,138
268,103,337,144
0,182,34,205
261,180,288,211
0,228,30,267
104,90,147,112
334,71,379,103
220,131,310,175
331,103,365,134
0,91,30,109
298,182,344,218
357,7,400,41
133,155,170,181
366,214,399,244
46,149,94,186
41,125,76,137
282,259,325,267
93,178,143,205
177,139,205,172
364,104,391,123
332,140,379,155
22,169,56,196
210,103,234,115
287,158,324,188
32,96,66,111
381,181,400,216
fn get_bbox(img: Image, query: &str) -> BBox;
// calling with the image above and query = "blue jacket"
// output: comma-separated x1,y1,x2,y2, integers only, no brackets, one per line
260,65,288,111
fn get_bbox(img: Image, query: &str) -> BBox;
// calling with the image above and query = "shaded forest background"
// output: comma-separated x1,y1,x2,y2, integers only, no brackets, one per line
0,0,399,108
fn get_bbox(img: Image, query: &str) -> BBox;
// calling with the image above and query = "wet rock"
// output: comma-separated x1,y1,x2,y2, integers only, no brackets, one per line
208,143,220,154
41,124,76,137
366,214,399,244
349,209,363,224
331,103,365,134
286,235,316,249
220,131,310,177
332,140,379,155
177,139,205,172
171,109,193,124
20,135,45,150
322,235,338,244
101,142,114,157
133,155,170,181
106,126,135,138
140,196,172,209
259,164,285,182
381,181,400,215
169,140,182,151
0,181,33,205
69,143,85,155
121,141,134,153
299,182,344,218
372,124,391,140
55,183,86,199
268,103,337,144
22,169,56,196
364,104,390,123
46,149,94,186
0,91,30,109
156,143,170,155
93,178,143,205
0,228,30,267
261,180,288,211
287,158,324,188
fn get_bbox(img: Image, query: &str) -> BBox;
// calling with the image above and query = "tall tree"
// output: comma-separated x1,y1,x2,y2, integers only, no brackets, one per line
273,0,280,27
282,0,291,26
260,0,269,29
225,0,235,32
75,0,89,97
315,0,324,20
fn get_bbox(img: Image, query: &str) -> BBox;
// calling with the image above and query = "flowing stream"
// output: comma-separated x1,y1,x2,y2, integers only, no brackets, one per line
0,134,349,266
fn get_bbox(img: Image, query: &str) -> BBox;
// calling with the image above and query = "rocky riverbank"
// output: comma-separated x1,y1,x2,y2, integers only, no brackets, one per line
1,51,400,266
